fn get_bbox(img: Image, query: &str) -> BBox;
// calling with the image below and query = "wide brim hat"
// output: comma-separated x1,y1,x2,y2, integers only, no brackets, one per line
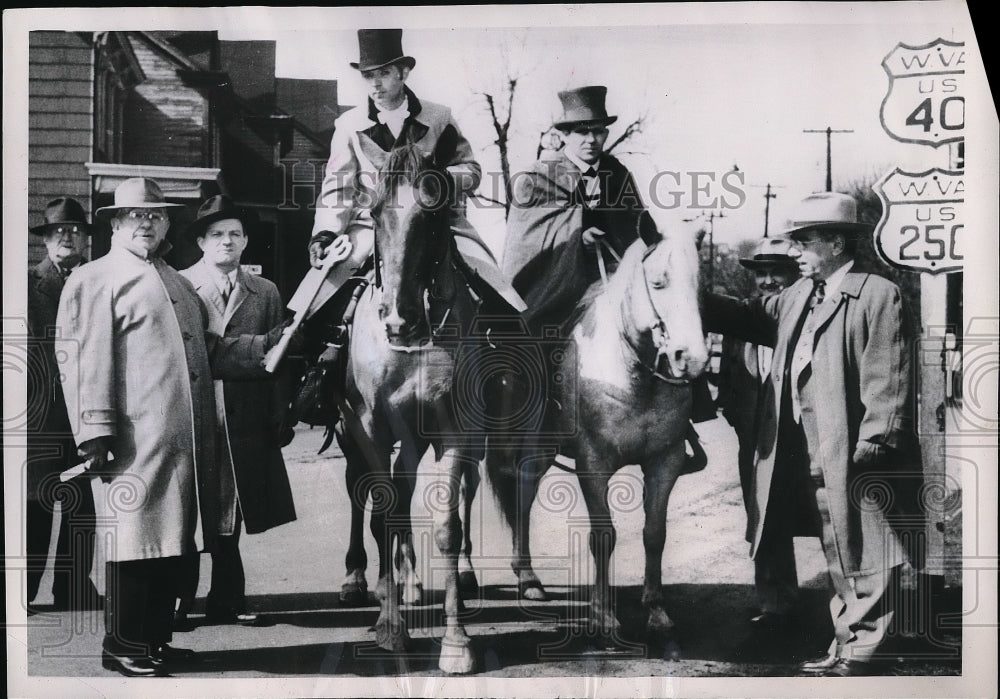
95,177,184,220
781,192,873,239
553,85,618,130
187,194,246,237
349,29,416,72
30,197,93,235
739,237,800,270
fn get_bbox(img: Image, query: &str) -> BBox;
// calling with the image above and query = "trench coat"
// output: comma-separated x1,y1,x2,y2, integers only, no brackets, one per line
180,260,296,534
502,151,647,332
26,256,79,501
56,244,270,562
705,266,921,577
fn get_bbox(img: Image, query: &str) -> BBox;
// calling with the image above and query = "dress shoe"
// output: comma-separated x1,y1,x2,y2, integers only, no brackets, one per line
798,652,841,672
101,650,162,677
235,612,262,626
149,643,199,667
819,658,877,677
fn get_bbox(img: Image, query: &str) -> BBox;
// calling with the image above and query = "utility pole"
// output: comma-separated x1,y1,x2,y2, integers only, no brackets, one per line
803,126,854,192
707,210,725,291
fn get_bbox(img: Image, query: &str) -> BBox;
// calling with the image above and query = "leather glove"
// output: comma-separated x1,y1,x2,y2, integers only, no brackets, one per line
853,440,892,468
309,231,352,270
581,226,607,249
265,317,304,355
78,436,113,483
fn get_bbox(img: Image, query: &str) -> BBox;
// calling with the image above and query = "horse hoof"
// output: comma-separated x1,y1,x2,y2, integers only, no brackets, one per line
401,583,424,606
589,607,622,638
458,571,479,598
438,638,475,675
647,608,675,635
340,582,369,607
375,619,410,652
519,580,548,602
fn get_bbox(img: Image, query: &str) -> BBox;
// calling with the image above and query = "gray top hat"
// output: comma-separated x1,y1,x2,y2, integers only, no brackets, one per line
95,178,184,220
350,29,416,72
782,192,873,238
30,197,93,235
553,86,618,130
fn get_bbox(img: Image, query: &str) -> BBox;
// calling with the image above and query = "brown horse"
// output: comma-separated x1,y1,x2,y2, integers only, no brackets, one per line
485,230,707,638
337,144,484,673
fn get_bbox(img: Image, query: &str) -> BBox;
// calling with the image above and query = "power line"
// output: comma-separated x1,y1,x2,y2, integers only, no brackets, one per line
803,126,854,192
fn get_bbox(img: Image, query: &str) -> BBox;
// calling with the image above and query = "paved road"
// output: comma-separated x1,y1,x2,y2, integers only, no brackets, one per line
17,417,961,688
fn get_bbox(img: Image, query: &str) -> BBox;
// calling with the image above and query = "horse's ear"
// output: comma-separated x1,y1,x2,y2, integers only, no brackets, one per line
637,209,662,246
432,124,459,169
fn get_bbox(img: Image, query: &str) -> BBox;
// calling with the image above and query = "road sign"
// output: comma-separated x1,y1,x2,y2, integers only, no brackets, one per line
873,167,964,274
880,39,965,146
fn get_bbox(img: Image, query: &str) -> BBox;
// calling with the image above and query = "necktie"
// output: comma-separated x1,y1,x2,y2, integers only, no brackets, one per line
810,279,826,310
222,278,233,306
581,168,600,207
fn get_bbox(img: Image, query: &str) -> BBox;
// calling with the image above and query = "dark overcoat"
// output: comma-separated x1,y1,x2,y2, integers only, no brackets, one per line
180,260,296,534
706,267,920,577
26,257,78,501
502,151,646,332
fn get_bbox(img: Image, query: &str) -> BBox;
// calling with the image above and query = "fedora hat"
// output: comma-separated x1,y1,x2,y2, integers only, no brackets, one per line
349,29,416,72
553,86,618,130
95,177,184,220
30,197,93,235
187,195,246,238
739,237,799,270
782,192,873,238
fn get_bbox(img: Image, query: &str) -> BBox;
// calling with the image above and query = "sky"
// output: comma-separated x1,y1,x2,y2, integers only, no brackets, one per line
217,3,983,250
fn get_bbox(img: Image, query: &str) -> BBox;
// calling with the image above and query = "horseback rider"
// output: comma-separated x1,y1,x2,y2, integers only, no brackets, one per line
307,28,524,370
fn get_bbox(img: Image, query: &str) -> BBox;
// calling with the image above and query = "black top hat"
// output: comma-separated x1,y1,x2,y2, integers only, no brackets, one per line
30,197,93,235
350,29,416,72
187,195,246,238
553,86,618,130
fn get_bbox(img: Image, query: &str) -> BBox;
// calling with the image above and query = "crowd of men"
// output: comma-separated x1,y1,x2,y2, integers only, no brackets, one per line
25,28,923,679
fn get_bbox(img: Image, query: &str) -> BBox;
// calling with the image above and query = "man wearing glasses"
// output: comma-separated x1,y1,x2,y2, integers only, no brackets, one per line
56,178,291,676
26,197,101,614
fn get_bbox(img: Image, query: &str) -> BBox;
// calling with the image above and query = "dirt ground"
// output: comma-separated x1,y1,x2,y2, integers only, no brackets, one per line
18,416,962,689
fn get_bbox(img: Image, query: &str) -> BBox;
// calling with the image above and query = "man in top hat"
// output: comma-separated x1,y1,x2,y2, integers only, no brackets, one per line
176,195,297,629
503,85,653,333
55,177,293,676
26,197,101,613
704,192,922,676
715,237,803,632
307,28,523,325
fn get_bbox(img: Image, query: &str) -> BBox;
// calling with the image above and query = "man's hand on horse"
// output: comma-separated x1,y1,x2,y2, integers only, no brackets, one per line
581,226,607,249
309,231,352,270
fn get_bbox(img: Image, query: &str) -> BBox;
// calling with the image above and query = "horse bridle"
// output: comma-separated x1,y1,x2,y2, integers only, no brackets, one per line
596,238,691,386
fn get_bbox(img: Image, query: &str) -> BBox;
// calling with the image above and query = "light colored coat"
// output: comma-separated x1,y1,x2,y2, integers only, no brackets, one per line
56,245,268,562
180,260,296,534
707,267,918,577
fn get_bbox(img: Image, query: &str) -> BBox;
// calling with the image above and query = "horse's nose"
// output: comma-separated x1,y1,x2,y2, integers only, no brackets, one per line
383,308,407,340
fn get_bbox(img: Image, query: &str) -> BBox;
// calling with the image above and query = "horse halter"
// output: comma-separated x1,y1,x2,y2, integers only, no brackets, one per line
640,243,691,386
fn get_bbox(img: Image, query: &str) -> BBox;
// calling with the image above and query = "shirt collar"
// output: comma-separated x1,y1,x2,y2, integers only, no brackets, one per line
564,149,600,176
367,86,422,124
820,259,853,298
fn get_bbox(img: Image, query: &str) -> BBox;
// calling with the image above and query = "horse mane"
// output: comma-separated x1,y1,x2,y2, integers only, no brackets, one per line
372,144,431,216
562,239,646,335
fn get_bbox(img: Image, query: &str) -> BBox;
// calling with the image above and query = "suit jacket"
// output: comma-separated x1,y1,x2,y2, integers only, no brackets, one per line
705,265,919,576
502,151,646,332
180,260,296,535
56,245,270,561
26,257,79,500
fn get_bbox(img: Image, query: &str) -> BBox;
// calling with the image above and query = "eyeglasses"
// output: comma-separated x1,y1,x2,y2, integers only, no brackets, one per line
126,210,167,222
52,225,84,237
